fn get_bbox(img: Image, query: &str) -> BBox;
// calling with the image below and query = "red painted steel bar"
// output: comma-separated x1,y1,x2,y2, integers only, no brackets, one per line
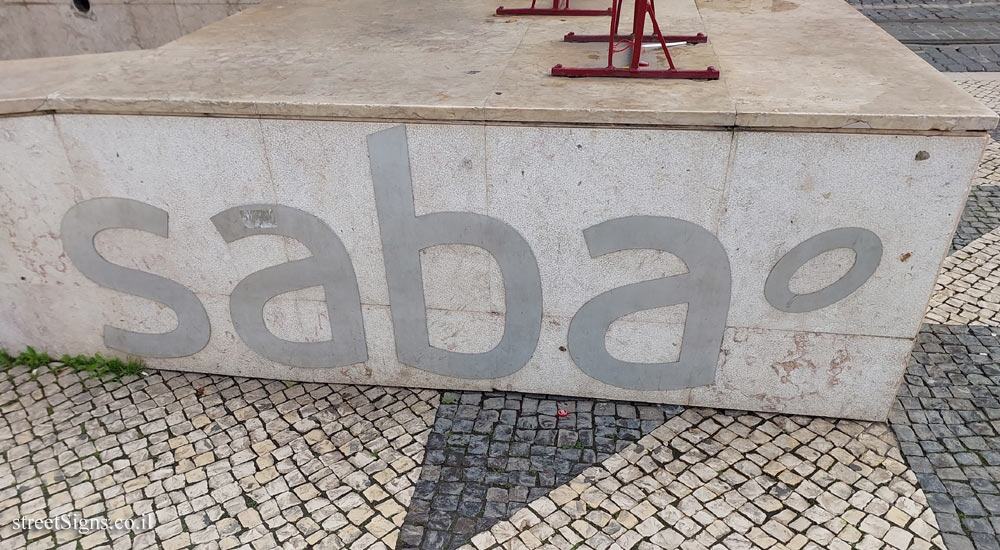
496,0,611,16
551,0,719,79
563,31,707,43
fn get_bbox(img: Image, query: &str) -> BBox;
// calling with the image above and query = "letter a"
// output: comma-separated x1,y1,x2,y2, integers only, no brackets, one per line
568,216,731,390
212,204,368,368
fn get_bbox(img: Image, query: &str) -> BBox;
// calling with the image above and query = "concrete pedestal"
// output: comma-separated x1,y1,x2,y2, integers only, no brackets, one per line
0,0,995,420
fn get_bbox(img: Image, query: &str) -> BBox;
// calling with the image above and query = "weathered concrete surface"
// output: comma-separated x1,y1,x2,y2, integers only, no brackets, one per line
0,112,987,420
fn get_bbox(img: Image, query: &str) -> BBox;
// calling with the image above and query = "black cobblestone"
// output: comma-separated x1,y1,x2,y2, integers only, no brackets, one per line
910,44,1000,72
848,0,1000,7
860,4,1000,21
846,0,1000,71
882,21,1000,42
398,390,683,550
891,324,1000,550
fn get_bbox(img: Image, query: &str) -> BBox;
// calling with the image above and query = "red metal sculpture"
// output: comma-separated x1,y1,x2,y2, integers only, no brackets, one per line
496,0,611,16
551,0,719,79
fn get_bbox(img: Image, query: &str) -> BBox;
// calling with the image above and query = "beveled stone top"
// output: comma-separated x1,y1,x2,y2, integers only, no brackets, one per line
0,0,995,132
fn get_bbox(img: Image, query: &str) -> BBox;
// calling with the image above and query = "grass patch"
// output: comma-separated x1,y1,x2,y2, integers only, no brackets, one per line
15,346,52,368
0,347,144,381
60,353,144,380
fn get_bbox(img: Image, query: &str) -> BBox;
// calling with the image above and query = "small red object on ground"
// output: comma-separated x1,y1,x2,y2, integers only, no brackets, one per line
557,409,569,417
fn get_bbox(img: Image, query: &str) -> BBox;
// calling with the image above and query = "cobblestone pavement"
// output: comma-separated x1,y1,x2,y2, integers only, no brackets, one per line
0,364,948,550
460,410,944,550
883,79,1000,550
0,370,438,550
399,393,684,550
848,0,1000,71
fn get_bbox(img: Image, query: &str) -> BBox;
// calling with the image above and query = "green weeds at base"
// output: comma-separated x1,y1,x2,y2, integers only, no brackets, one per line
7,346,51,367
0,346,144,381
60,353,144,380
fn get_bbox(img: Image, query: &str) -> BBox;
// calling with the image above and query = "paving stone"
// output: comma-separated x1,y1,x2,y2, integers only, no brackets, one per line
399,390,683,549
0,368,437,550
455,408,945,549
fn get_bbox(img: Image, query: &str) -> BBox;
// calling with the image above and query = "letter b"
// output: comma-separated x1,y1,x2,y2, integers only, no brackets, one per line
367,126,543,379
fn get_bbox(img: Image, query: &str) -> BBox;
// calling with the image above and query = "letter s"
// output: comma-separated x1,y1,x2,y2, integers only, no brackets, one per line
61,198,210,357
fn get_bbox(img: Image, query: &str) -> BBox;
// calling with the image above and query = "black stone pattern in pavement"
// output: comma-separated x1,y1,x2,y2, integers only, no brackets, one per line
891,327,1000,550
847,0,1000,72
397,391,683,550
909,45,1000,73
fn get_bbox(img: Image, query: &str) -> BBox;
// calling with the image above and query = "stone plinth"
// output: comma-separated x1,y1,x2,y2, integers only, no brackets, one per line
0,0,995,420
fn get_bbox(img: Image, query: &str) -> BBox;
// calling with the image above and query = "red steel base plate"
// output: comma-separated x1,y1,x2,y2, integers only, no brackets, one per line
551,64,720,79
563,31,708,43
496,6,612,15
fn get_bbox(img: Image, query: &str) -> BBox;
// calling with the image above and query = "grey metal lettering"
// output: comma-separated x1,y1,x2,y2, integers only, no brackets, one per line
61,198,210,357
212,204,367,368
567,216,731,390
367,125,542,379
765,227,882,313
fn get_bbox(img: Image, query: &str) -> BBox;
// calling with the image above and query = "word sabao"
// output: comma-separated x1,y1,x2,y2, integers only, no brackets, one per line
60,126,882,391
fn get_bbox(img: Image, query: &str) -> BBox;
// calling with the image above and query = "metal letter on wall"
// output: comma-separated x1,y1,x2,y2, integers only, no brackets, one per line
367,126,543,379
212,205,368,368
567,216,731,390
765,227,882,313
61,198,210,357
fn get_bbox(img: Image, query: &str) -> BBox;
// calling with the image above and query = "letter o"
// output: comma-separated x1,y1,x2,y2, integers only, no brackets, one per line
764,227,882,313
